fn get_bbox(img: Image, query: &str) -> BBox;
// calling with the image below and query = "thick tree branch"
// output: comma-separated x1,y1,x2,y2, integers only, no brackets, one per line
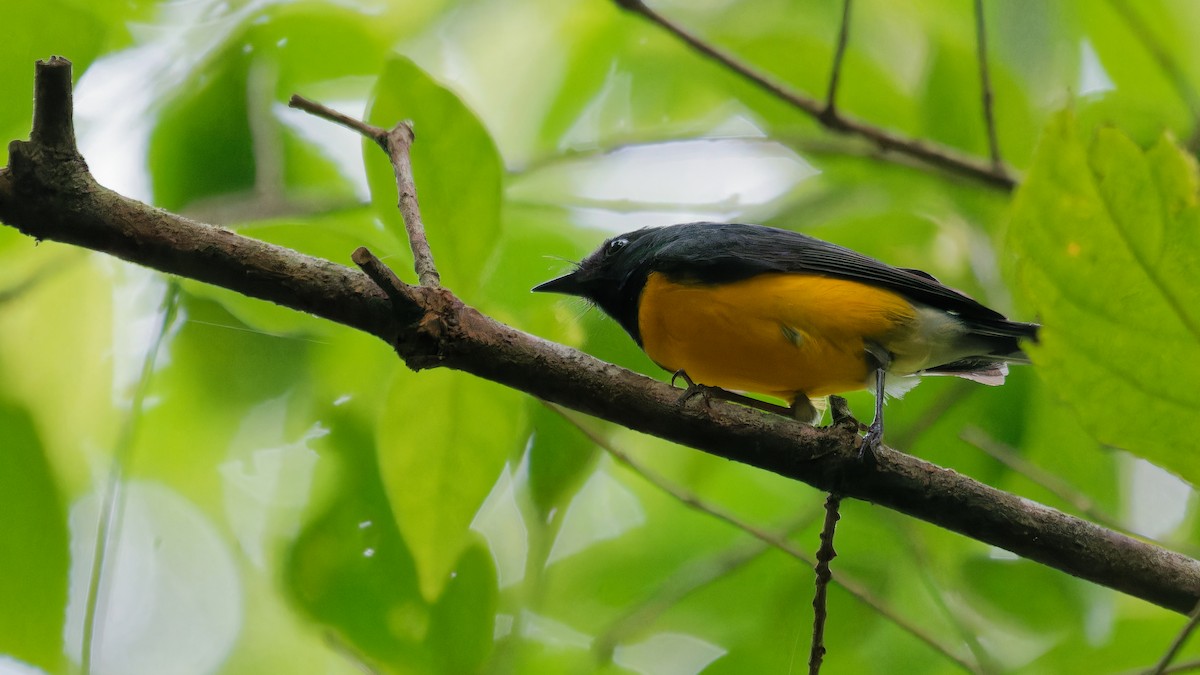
4,57,1200,615
612,0,1018,191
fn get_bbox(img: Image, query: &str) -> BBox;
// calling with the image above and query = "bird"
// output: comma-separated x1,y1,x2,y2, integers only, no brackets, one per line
533,221,1038,458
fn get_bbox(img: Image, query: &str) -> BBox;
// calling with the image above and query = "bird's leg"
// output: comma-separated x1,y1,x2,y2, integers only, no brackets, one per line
860,343,892,462
671,370,793,416
790,395,820,424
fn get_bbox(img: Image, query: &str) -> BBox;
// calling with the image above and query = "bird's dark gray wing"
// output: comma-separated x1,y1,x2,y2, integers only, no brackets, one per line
650,222,1035,339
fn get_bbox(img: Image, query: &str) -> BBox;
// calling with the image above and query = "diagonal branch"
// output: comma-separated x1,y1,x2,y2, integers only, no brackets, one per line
1149,601,1200,675
1104,0,1200,150
823,0,853,116
3,57,1200,616
612,0,1017,190
551,405,980,672
973,0,1003,169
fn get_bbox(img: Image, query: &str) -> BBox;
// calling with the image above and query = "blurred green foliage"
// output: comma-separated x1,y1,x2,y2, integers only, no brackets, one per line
2,0,1199,673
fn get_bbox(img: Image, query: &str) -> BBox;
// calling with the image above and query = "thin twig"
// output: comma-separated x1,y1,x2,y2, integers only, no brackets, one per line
549,404,983,674
594,512,820,661
1105,0,1200,121
891,380,975,450
81,282,180,675
612,0,1017,190
288,95,441,287
960,427,1123,532
381,123,440,288
1149,601,1200,675
809,493,841,675
898,517,999,674
823,0,853,116
286,94,385,144
972,0,1003,169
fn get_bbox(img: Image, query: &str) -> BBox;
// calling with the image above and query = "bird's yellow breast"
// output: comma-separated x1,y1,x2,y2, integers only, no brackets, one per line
636,272,917,401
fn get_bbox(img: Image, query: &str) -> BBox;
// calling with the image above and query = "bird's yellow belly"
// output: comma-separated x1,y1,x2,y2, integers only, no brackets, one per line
637,272,917,402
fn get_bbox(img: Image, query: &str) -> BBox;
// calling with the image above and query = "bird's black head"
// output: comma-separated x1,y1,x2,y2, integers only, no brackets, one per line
533,226,664,343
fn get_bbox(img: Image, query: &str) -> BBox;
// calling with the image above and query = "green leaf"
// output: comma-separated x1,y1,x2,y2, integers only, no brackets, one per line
0,401,68,673
961,557,1082,632
285,412,428,670
526,404,599,520
365,55,503,295
1008,111,1200,481
377,370,524,600
148,51,256,211
427,541,498,674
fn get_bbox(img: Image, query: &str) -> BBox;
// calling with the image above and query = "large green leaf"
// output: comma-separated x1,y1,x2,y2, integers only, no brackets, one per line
1008,111,1200,481
378,370,524,600
364,55,503,295
285,412,428,671
427,541,498,674
0,401,68,673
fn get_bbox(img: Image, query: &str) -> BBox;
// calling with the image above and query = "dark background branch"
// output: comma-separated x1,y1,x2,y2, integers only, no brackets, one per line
613,0,1017,190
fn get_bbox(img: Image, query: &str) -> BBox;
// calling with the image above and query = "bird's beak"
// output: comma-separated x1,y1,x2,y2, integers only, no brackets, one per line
532,271,586,296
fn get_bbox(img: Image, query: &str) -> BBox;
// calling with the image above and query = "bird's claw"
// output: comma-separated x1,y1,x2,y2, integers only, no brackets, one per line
672,370,713,408
858,421,883,465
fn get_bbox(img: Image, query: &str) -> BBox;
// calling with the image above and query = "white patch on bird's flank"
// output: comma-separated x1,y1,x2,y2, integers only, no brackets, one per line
882,373,922,398
888,305,977,375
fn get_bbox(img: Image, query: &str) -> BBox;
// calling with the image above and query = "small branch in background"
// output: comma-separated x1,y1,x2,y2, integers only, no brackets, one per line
809,493,842,675
594,512,819,662
959,427,1123,533
611,0,1017,191
898,516,999,674
286,94,383,142
288,95,441,287
1148,600,1200,675
890,380,975,450
549,405,982,673
972,0,1003,169
1105,0,1200,144
81,282,181,675
822,0,853,117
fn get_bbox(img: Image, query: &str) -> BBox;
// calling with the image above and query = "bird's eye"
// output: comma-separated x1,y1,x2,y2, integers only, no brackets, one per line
606,238,629,255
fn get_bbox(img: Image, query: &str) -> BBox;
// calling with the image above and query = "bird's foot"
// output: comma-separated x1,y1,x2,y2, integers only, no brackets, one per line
858,419,883,466
671,370,795,416
671,370,713,409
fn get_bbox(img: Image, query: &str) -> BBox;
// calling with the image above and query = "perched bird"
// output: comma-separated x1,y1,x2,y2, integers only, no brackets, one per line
534,221,1037,457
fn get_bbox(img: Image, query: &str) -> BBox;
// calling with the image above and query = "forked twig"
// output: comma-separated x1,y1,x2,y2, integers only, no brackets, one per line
288,95,440,288
612,0,1017,190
